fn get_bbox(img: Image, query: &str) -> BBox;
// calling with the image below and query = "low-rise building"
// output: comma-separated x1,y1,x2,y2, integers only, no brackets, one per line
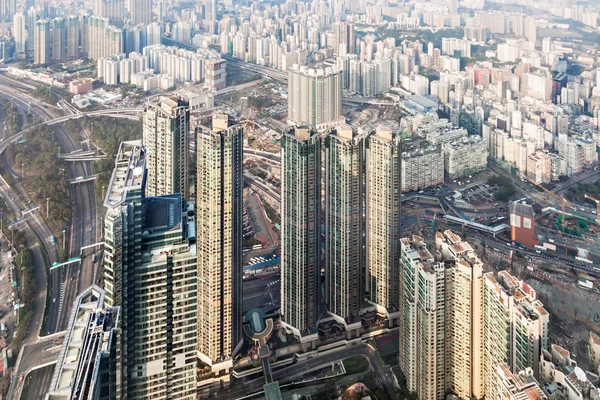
442,135,488,179
496,364,547,400
69,78,93,94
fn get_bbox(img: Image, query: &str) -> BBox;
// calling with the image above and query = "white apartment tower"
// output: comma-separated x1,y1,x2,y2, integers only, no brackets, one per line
288,64,344,130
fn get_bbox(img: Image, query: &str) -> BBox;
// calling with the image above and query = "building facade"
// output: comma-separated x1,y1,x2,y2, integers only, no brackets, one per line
34,19,50,64
142,96,190,199
196,114,244,376
365,127,401,314
281,126,322,339
287,65,344,130
103,141,198,399
324,125,363,323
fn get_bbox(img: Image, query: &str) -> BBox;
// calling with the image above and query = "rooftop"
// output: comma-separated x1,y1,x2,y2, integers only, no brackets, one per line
104,141,145,209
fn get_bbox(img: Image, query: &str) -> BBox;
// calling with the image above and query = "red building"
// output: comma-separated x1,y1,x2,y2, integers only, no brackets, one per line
509,201,538,247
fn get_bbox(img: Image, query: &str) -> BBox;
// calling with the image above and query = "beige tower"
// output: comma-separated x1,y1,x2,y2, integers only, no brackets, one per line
142,96,190,199
365,127,401,314
196,114,243,378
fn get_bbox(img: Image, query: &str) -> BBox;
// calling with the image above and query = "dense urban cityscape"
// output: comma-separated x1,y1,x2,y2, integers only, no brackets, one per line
0,0,598,399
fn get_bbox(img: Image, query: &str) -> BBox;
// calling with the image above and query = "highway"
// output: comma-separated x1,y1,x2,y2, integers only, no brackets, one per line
19,85,97,334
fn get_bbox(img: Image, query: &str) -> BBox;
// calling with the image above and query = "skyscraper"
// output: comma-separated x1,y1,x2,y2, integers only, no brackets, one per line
332,21,355,55
280,126,322,339
196,114,243,377
52,17,66,62
324,125,363,325
287,65,344,130
66,16,79,60
204,0,216,33
142,96,190,199
13,13,26,55
399,232,549,400
441,231,485,400
26,7,36,55
34,19,51,64
0,0,15,23
130,0,152,26
483,271,549,399
103,141,198,399
95,0,125,23
365,127,401,313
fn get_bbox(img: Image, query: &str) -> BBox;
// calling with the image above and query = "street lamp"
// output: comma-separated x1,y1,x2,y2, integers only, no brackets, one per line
46,197,50,218
62,229,66,250
58,146,60,157
21,163,23,181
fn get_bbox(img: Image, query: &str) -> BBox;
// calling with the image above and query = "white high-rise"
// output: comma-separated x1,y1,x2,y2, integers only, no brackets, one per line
287,64,344,130
13,13,26,55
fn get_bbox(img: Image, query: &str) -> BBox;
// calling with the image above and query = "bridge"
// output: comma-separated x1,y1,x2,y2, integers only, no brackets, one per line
58,149,108,162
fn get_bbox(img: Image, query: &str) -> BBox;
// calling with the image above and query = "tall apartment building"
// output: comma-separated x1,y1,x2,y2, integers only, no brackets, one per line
66,16,79,60
52,17,66,62
400,139,444,192
399,235,445,400
204,58,226,90
13,13,26,55
103,141,198,399
442,37,472,57
95,0,124,23
288,65,344,130
142,96,190,199
332,21,355,55
26,7,36,55
196,114,243,376
281,126,322,340
45,285,120,400
400,232,485,399
483,271,549,399
365,127,401,314
34,19,51,64
0,0,15,23
324,125,363,327
438,231,485,400
84,16,123,60
130,0,152,26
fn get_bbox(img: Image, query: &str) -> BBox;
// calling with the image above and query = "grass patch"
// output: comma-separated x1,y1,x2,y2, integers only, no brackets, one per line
343,355,369,374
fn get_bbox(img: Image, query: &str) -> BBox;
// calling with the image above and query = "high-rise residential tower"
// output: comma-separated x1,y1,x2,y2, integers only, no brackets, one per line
281,126,322,339
130,0,152,26
196,114,243,377
26,7,36,55
34,19,51,64
287,65,344,130
142,96,190,199
365,127,401,314
52,17,66,62
440,231,485,400
324,125,363,326
483,271,549,399
13,13,26,55
103,141,198,399
66,16,79,60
